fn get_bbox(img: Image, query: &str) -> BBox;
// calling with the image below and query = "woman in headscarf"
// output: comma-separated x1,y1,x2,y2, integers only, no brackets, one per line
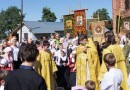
1,47,13,70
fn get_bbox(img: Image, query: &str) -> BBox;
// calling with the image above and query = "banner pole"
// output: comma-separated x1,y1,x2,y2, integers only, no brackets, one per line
117,8,121,34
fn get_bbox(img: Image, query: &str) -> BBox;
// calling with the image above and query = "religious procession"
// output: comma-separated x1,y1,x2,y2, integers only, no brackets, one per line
1,0,130,90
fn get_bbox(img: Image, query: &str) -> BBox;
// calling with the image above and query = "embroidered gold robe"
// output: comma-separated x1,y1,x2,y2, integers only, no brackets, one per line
76,51,100,90
76,38,100,90
35,50,58,90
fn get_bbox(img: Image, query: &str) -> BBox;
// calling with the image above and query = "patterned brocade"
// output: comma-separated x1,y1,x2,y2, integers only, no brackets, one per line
76,38,100,90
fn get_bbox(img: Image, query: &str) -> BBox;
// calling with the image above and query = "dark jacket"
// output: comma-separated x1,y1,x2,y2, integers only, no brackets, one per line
4,65,47,90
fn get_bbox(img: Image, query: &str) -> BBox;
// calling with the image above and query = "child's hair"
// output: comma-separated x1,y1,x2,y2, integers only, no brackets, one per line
104,53,116,66
78,34,88,41
43,40,50,46
35,40,40,45
126,33,130,39
85,80,95,90
0,70,8,86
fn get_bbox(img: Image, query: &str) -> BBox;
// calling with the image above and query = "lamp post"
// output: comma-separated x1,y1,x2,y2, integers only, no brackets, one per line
20,0,23,42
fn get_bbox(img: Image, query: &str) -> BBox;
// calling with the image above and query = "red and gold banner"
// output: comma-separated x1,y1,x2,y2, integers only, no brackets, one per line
74,9,87,36
64,14,74,36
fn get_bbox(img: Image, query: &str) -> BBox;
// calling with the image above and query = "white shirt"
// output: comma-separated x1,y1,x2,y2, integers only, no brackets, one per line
11,45,19,61
55,50,67,66
128,73,130,87
55,50,61,66
120,35,126,44
0,85,4,90
50,48,57,57
100,68,123,90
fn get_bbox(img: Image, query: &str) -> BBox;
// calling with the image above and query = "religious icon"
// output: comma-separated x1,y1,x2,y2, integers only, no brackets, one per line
95,26,103,35
66,20,72,29
124,22,130,30
76,16,83,26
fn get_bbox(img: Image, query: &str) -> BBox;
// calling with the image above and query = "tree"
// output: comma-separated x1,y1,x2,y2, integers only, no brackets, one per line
0,10,7,39
93,8,110,20
93,8,113,30
41,7,57,22
0,6,22,39
106,19,113,30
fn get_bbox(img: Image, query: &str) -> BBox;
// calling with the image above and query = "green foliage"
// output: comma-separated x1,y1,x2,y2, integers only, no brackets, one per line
0,6,22,39
107,19,113,30
41,7,57,22
93,8,113,30
93,8,110,20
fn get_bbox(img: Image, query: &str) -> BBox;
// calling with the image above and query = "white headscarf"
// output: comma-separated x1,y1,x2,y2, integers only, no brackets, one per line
0,58,8,65
3,47,12,53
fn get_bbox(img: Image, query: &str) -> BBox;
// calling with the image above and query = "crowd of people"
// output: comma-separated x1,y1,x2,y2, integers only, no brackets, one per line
0,31,130,90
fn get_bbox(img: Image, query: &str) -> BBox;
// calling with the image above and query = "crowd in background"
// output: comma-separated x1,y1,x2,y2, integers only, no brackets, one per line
0,31,130,90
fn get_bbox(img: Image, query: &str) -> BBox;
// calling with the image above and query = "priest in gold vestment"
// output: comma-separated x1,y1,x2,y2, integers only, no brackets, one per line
35,41,58,90
99,31,130,90
76,35,100,90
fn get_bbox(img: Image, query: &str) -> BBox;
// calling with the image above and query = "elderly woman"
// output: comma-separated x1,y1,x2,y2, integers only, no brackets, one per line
1,47,13,70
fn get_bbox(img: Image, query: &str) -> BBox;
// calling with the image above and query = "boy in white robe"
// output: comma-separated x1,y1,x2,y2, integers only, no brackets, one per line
100,53,123,90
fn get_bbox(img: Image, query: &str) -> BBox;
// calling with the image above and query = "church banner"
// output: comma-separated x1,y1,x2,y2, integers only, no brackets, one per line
91,21,105,44
64,14,74,36
74,9,87,36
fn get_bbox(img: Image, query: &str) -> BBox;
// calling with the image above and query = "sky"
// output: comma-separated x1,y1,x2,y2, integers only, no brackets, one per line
0,0,112,22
